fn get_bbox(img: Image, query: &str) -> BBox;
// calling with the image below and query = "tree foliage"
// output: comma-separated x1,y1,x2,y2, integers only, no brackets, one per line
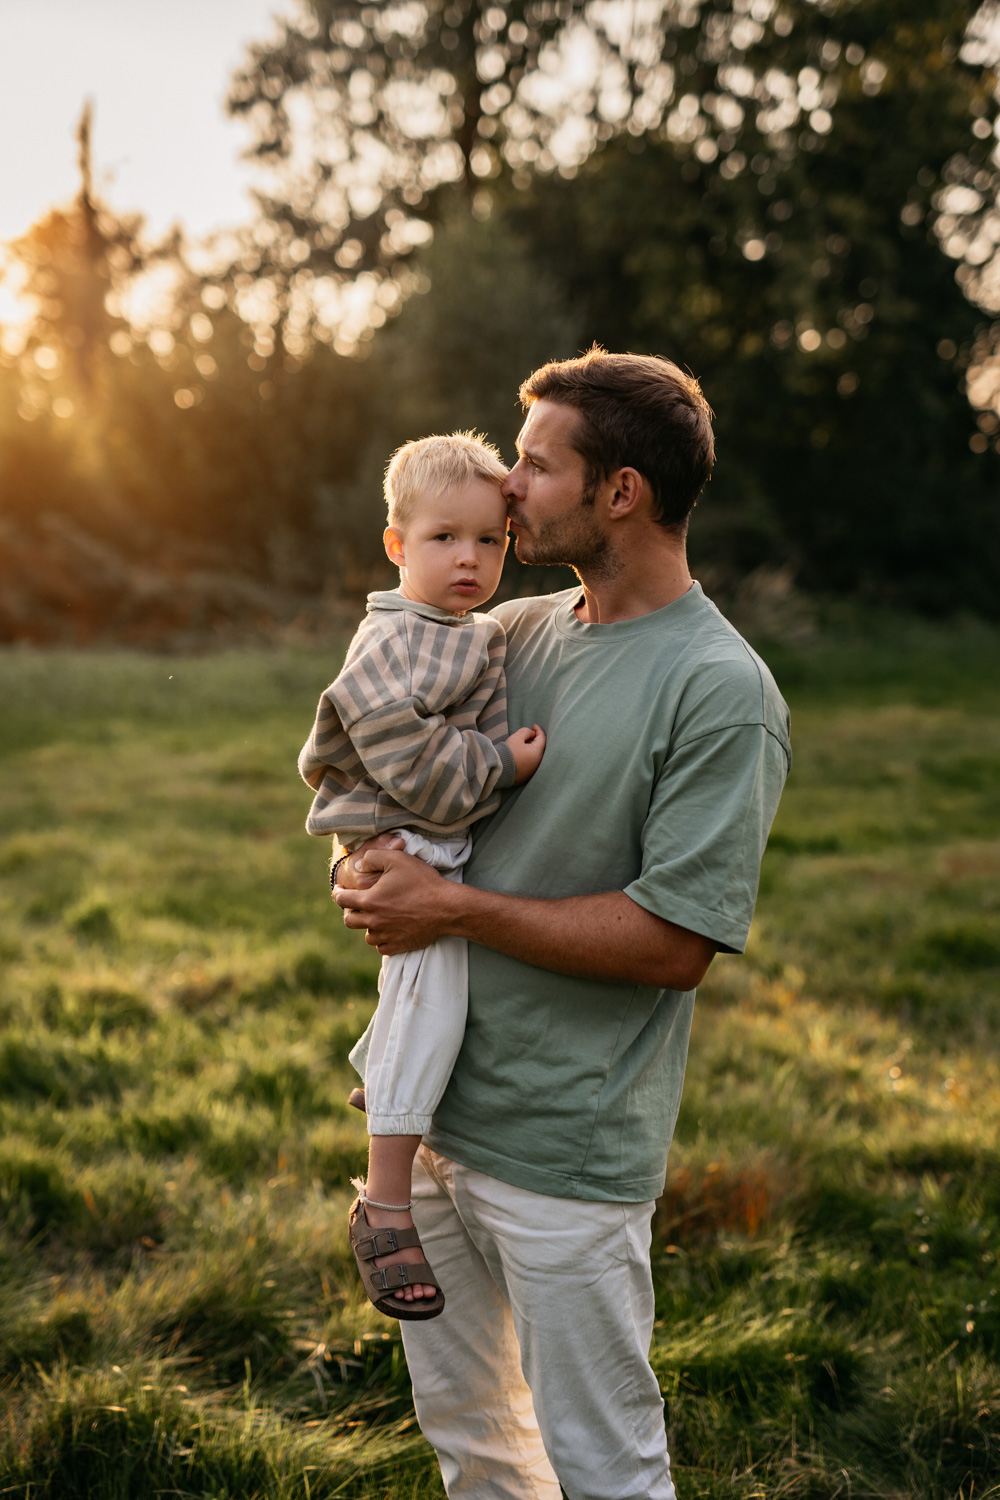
225,0,1000,611
491,0,1000,608
226,0,653,280
229,0,1000,297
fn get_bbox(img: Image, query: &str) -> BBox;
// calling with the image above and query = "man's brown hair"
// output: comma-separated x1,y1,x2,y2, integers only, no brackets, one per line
519,347,715,531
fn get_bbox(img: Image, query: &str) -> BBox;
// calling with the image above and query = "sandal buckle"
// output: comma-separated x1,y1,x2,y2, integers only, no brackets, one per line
356,1228,398,1259
372,1264,408,1291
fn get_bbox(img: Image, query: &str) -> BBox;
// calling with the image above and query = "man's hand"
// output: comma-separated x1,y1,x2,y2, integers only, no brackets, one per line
334,846,458,955
335,833,405,892
505,724,546,784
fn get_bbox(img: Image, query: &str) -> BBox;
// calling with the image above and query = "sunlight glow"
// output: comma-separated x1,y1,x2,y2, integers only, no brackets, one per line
0,255,34,352
0,0,289,246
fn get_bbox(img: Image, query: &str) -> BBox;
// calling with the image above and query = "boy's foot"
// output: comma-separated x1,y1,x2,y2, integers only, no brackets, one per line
347,1087,366,1112
361,1200,439,1303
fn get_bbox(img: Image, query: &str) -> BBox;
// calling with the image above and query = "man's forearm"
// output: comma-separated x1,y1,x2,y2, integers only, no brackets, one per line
440,882,714,991
335,846,717,989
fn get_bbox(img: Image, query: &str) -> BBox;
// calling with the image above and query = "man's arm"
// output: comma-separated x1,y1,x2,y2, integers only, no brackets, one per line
334,847,716,991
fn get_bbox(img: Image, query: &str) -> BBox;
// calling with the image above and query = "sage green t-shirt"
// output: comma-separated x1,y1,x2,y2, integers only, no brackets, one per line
424,583,791,1203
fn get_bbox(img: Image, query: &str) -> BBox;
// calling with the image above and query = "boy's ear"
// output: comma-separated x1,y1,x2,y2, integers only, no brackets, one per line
383,526,406,567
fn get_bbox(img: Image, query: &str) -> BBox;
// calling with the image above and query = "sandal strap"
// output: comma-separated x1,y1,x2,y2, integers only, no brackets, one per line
352,1224,423,1260
349,1196,445,1318
368,1261,439,1293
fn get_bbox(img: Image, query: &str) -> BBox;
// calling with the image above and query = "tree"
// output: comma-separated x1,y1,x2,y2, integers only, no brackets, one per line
494,0,1000,609
225,0,708,342
0,105,145,540
0,108,384,622
228,1,588,274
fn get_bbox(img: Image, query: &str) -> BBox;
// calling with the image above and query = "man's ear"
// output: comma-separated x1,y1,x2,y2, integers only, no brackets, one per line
606,467,645,521
383,526,406,567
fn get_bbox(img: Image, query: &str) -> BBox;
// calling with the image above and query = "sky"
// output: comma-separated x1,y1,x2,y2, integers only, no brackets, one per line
0,0,292,246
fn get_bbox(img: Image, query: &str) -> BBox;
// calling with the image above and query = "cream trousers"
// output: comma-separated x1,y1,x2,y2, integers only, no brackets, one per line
401,1147,677,1500
347,829,471,1135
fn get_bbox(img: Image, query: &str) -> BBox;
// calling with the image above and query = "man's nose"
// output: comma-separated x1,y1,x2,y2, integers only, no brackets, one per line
502,460,527,501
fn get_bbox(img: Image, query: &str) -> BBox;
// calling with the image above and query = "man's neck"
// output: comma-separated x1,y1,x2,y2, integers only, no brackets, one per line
574,538,693,624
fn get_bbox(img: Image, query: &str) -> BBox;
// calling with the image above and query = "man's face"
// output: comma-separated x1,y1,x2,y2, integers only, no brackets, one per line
503,400,612,573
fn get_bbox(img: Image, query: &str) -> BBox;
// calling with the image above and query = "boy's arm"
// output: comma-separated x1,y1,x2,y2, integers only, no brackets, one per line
335,692,517,819
316,622,516,824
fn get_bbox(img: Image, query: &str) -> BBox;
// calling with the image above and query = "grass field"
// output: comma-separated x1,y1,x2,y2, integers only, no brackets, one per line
0,619,998,1499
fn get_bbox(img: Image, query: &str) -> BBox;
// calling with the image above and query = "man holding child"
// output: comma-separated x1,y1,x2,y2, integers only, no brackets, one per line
329,348,790,1500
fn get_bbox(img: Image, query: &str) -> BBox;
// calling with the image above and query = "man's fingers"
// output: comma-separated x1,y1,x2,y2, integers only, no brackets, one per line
358,847,399,874
355,840,407,876
338,897,371,922
333,884,359,909
358,847,429,878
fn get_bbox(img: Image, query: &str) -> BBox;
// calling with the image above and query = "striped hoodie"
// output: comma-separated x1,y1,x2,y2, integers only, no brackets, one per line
299,591,516,848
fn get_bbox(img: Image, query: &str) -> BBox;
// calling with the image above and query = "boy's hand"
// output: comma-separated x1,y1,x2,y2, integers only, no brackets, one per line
506,724,546,785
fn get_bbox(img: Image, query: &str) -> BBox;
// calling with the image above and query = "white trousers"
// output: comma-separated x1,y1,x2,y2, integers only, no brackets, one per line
401,1148,677,1500
347,830,471,1136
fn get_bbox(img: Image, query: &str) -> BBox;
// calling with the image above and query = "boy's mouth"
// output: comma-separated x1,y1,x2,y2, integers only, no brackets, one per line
452,577,479,593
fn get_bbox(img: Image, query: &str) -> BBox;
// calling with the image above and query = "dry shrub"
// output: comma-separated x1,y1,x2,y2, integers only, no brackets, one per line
0,514,353,648
654,1157,793,1247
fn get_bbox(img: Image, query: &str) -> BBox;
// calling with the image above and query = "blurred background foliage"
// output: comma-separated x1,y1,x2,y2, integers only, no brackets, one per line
2,0,1000,642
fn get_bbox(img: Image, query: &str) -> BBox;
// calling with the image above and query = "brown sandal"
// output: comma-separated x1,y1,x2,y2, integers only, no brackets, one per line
348,1197,445,1321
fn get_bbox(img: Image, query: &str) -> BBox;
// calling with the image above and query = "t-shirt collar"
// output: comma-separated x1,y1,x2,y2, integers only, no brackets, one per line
555,580,707,639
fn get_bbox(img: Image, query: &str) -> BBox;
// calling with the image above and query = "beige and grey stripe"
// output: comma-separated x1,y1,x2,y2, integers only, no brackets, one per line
299,593,515,848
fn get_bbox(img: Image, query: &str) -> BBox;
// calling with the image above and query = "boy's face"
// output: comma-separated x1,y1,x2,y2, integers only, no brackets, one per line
384,479,510,613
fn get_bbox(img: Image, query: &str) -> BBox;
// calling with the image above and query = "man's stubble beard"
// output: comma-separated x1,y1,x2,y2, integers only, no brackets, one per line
510,484,623,583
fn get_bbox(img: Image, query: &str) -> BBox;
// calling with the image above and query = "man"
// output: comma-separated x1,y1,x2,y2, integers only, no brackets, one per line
336,348,791,1499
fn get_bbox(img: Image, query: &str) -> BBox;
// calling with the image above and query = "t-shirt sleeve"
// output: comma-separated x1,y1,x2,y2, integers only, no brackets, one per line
624,720,790,953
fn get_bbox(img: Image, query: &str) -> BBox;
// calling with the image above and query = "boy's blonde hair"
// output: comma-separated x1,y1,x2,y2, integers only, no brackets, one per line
384,432,508,529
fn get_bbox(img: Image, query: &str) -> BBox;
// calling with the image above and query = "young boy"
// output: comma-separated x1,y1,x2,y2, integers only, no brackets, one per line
298,433,545,1321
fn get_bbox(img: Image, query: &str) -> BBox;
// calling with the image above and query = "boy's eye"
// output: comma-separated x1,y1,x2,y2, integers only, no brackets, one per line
434,532,452,541
480,535,500,545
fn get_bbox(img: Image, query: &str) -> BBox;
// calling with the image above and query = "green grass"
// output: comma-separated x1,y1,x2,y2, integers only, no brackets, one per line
0,625,998,1498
